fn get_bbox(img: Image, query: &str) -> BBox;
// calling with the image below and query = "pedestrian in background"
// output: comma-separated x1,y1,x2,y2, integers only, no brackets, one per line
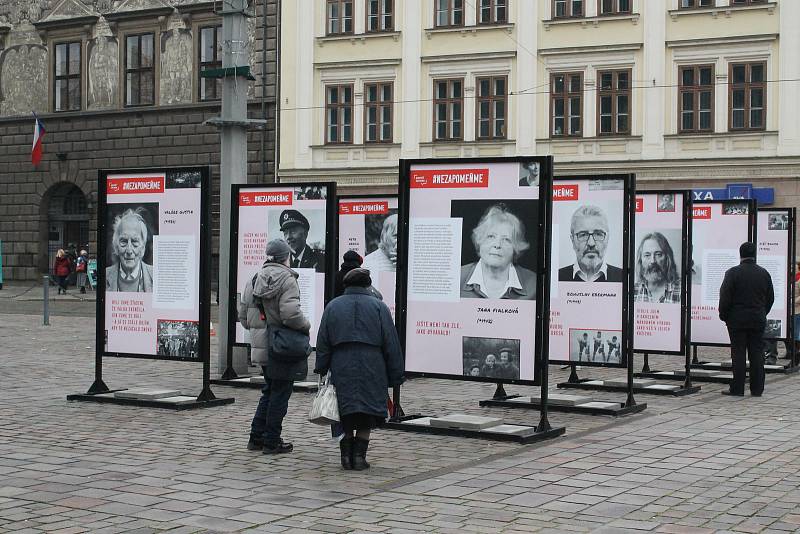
315,268,404,470
75,250,89,294
334,250,363,297
719,242,774,396
53,249,71,295
238,239,311,454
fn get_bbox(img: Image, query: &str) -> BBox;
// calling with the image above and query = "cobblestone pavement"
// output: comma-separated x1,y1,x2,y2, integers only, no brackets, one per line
2,310,800,533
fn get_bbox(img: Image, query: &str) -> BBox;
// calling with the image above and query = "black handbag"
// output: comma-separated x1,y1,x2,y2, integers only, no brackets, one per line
268,325,311,363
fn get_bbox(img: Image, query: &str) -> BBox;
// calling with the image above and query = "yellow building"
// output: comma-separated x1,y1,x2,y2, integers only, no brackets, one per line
279,0,799,206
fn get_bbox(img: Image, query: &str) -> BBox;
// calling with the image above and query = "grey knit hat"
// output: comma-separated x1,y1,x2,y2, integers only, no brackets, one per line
265,239,292,263
343,267,372,288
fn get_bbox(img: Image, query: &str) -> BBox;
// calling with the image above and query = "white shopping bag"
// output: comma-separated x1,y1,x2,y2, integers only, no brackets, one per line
308,374,340,425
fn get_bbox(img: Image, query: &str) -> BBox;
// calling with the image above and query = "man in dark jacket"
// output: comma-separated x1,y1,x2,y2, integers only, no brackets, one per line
238,239,311,454
718,242,774,396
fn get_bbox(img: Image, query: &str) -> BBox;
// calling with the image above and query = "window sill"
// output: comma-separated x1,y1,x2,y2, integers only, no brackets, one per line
543,13,639,30
538,135,643,142
668,2,776,21
424,23,514,39
316,31,401,46
310,143,401,149
664,130,776,139
419,139,515,147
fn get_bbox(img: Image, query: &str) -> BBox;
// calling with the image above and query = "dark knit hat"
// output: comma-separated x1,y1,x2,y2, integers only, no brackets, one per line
265,239,292,263
740,242,756,259
343,250,363,265
343,267,372,288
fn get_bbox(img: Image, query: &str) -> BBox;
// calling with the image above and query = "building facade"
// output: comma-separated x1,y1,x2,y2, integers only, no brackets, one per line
0,0,278,281
278,0,800,211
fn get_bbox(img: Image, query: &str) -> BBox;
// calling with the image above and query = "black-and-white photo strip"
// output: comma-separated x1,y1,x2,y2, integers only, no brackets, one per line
558,203,623,283
768,213,789,231
157,320,200,359
363,209,399,273
295,185,326,200
462,336,521,380
723,201,749,215
657,193,675,213
105,203,158,293
764,319,782,338
451,200,539,300
633,230,682,304
267,208,327,272
518,161,540,187
570,328,622,364
166,171,202,189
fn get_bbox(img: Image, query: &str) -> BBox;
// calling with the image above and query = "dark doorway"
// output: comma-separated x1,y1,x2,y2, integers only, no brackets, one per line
44,183,89,276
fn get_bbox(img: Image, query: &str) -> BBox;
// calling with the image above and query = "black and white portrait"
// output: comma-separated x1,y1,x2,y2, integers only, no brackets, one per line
570,329,622,364
295,185,326,200
462,336,521,380
105,204,158,293
723,201,749,215
768,214,789,231
518,161,540,187
267,208,326,272
633,230,682,304
764,319,782,338
157,320,200,359
452,200,538,300
558,204,623,283
166,171,201,189
657,193,675,213
363,209,398,273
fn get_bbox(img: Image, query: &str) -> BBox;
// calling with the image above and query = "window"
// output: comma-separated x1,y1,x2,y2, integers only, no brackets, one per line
679,65,714,133
478,0,507,24
326,84,353,144
476,76,507,139
433,79,463,141
597,70,630,135
553,0,583,18
125,33,155,107
435,0,464,28
54,41,81,112
550,73,582,137
729,62,766,131
730,0,767,5
199,25,222,101
679,0,713,8
364,82,393,143
327,0,353,35
366,0,393,32
599,0,631,15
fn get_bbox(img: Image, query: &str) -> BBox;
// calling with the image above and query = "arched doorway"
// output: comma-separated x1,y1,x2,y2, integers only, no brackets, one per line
43,183,89,275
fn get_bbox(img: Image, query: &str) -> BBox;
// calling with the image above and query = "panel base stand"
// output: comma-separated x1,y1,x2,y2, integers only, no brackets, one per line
211,376,319,392
67,389,235,411
692,361,799,375
557,378,701,397
636,370,732,384
87,379,111,395
479,396,647,417
382,415,565,444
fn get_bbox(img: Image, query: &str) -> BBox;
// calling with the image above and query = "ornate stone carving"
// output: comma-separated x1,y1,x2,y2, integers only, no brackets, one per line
87,36,118,109
114,0,171,12
0,44,47,116
42,0,97,21
160,28,192,105
0,0,49,25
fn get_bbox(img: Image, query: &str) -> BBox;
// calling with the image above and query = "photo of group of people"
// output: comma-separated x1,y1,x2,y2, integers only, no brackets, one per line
462,336,521,380
157,320,200,359
723,201,749,215
769,213,789,231
570,329,622,364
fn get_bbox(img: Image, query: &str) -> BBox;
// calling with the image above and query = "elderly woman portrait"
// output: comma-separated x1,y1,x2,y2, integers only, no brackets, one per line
460,204,537,300
363,213,398,273
106,208,154,293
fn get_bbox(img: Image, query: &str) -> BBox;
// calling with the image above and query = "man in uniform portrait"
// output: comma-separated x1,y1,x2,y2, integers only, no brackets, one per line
106,208,154,292
279,209,325,273
559,205,622,282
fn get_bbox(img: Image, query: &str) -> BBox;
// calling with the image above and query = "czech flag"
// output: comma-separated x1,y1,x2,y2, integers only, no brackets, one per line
31,113,45,167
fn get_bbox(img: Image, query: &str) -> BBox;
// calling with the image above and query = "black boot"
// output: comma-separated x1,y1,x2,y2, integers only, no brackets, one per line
339,436,353,470
352,438,370,470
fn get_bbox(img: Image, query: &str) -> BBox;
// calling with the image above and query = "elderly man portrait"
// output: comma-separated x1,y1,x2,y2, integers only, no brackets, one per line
558,205,623,282
633,232,681,303
279,209,325,273
106,208,154,293
460,204,537,300
363,214,398,273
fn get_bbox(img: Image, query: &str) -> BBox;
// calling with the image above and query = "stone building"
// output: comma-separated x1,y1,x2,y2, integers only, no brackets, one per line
0,0,278,281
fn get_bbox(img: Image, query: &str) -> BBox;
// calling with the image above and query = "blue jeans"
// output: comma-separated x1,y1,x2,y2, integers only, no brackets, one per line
250,368,293,447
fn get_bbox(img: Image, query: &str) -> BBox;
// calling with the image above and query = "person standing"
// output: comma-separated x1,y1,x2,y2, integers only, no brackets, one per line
315,268,404,471
75,250,89,294
238,239,311,454
719,242,774,396
53,249,71,295
334,250,363,297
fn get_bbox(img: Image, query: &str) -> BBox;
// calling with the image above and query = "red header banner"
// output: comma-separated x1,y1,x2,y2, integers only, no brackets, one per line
339,201,389,215
410,169,489,189
635,198,644,212
693,206,712,219
107,176,165,195
553,184,579,201
239,191,293,206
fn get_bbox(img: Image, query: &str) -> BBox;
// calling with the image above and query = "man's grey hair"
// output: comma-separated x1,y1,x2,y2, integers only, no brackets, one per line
112,208,148,251
570,205,609,235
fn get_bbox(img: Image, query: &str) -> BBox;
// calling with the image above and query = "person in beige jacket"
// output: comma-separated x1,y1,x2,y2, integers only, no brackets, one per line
238,239,310,454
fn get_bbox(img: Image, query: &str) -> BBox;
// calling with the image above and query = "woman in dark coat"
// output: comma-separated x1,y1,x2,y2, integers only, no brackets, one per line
53,249,71,295
315,268,404,470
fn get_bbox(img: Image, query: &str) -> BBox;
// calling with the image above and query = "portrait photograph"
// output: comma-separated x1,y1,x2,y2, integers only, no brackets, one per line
157,319,200,359
768,213,789,231
722,201,749,215
633,229,683,304
557,200,624,283
451,199,539,300
295,185,326,200
518,161,540,187
267,207,327,272
105,203,159,293
764,319,782,338
569,328,623,365
166,171,201,189
363,209,398,273
657,193,675,213
462,336,521,380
